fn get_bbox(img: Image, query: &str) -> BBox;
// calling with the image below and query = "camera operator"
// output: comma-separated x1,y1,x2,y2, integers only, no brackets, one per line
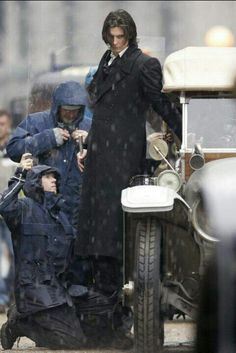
6,81,91,228
0,153,87,349
0,110,15,313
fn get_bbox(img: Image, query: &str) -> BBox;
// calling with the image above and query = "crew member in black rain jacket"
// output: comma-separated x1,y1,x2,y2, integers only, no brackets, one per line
6,81,91,228
0,153,86,350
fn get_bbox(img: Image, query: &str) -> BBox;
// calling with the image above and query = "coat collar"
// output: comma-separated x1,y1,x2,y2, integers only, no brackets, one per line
94,46,142,102
43,192,65,211
120,45,142,73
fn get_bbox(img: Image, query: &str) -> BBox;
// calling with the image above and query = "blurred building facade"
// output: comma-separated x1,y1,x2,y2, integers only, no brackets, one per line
0,0,236,112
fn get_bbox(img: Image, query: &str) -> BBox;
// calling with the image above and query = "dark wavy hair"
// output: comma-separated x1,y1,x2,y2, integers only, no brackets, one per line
102,9,137,47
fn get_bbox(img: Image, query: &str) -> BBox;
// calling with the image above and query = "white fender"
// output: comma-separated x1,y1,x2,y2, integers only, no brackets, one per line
121,185,190,213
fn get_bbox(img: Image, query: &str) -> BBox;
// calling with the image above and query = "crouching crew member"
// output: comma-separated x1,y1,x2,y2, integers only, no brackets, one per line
0,153,86,350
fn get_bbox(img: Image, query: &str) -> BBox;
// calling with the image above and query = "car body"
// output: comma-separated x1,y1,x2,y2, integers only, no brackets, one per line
121,46,236,353
28,65,91,113
9,65,92,127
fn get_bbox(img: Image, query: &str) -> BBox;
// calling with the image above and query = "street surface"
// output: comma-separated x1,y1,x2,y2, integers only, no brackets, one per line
0,314,195,352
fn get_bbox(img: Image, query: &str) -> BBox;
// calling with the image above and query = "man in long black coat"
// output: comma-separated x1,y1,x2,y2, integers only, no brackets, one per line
76,9,182,295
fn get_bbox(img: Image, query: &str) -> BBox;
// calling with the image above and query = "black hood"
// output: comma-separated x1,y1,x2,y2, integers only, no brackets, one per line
23,165,61,203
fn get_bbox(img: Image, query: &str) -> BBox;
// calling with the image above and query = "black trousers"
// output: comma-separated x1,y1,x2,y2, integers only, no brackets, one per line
92,255,123,295
70,255,132,337
7,303,86,349
69,255,123,295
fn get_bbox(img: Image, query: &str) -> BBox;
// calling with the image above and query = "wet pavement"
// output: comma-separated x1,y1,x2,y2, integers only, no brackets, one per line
0,314,195,352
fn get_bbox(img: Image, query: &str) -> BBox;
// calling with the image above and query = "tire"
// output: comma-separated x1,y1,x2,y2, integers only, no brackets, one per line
134,216,163,353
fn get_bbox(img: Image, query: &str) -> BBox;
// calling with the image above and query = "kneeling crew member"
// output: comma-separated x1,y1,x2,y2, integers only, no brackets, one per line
0,153,86,350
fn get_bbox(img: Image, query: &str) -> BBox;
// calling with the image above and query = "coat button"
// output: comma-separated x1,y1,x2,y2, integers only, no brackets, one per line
63,159,67,163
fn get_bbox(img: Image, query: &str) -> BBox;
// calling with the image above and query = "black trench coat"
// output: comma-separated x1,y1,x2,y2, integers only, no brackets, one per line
76,45,182,259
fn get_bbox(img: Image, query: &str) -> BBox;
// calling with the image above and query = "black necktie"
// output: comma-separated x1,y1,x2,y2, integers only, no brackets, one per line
110,55,120,66
103,55,120,76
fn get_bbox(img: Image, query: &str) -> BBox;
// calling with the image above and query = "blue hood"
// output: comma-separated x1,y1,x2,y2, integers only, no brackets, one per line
84,66,98,88
50,80,88,123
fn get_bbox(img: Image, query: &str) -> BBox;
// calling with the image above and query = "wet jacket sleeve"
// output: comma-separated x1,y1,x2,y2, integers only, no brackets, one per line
139,57,182,141
6,117,57,162
0,168,26,227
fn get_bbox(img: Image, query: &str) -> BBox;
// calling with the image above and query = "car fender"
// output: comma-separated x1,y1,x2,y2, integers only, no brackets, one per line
121,185,189,213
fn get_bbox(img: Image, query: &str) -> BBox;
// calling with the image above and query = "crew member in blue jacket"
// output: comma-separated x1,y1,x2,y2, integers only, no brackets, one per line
0,153,86,349
6,81,91,228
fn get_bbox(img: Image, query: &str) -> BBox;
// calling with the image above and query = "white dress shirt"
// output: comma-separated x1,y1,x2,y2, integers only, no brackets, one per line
107,46,129,66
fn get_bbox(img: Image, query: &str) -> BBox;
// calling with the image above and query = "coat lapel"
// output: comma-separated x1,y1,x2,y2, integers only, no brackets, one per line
94,46,142,103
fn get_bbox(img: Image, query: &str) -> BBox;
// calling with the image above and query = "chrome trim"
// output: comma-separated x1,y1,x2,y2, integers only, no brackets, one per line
192,199,219,243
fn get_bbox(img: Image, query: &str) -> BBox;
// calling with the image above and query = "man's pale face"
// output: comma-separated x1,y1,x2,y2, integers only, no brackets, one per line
0,115,11,140
59,107,80,124
108,27,128,55
41,173,57,194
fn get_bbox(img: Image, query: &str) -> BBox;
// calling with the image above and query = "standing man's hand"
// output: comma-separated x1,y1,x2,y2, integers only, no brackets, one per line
77,149,87,172
19,153,33,171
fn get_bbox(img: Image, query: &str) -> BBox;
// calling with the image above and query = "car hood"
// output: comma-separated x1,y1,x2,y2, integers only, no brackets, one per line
185,157,236,208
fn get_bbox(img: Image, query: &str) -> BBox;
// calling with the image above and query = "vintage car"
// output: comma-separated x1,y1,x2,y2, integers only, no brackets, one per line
9,64,92,126
28,65,92,113
121,46,236,353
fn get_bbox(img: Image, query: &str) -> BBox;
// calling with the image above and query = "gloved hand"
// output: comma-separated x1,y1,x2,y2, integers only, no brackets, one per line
53,128,70,146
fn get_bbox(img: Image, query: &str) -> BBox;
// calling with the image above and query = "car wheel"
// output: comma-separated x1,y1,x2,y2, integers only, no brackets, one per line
133,216,164,353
